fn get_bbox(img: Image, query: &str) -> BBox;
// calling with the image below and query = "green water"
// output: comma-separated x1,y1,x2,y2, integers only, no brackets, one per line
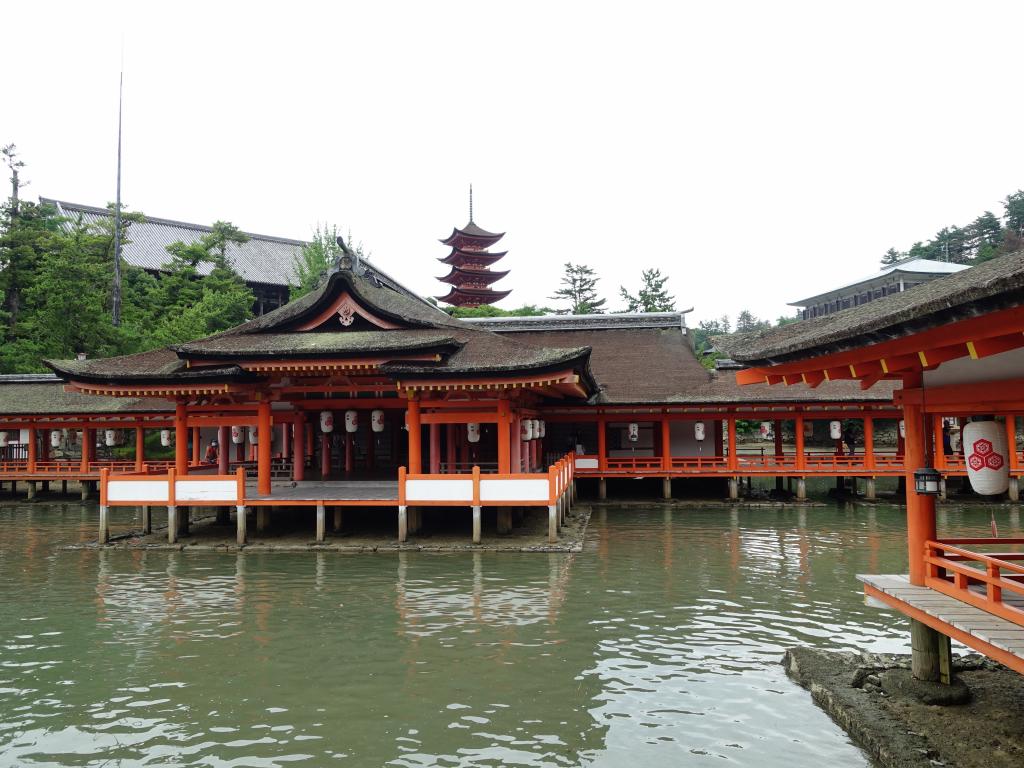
1,501,1020,767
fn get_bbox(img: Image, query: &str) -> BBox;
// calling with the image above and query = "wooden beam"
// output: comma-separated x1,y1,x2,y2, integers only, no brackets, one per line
968,333,1024,360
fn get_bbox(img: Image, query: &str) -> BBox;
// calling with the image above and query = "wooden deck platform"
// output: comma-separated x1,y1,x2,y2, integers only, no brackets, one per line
246,480,399,506
859,573,1024,674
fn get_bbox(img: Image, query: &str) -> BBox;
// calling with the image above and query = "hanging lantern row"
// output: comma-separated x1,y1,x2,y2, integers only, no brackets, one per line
231,426,245,444
371,410,384,433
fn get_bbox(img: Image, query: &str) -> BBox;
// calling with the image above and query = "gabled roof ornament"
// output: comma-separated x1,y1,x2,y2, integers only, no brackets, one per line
333,234,363,276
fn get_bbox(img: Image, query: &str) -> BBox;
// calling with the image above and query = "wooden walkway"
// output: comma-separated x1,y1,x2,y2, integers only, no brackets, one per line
859,573,1024,674
246,480,399,506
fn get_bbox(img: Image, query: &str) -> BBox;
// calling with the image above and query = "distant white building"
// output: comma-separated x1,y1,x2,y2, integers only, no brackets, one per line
790,258,969,320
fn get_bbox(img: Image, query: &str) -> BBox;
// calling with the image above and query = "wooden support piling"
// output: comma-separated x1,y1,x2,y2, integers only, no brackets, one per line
316,503,326,543
236,505,247,545
472,505,481,544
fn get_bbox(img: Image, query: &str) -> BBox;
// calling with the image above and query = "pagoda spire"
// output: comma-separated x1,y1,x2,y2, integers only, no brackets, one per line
436,190,511,308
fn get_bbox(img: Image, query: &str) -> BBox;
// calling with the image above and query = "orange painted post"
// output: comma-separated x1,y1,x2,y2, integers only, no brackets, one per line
27,426,37,473
795,415,806,471
1006,416,1019,472
345,432,354,473
167,467,176,507
597,416,607,472
861,416,873,470
80,428,90,472
280,423,290,461
257,400,272,496
932,414,946,471
398,466,407,505
472,465,481,506
135,426,145,473
727,416,738,472
407,398,423,474
511,415,522,473
191,426,201,466
903,372,935,586
293,416,305,482
236,467,246,504
320,433,331,479
661,416,672,471
446,424,456,472
496,400,510,474
174,403,188,475
429,423,441,474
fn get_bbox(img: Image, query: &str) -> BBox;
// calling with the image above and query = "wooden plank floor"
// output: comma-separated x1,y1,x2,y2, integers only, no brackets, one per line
247,480,399,502
859,574,1024,660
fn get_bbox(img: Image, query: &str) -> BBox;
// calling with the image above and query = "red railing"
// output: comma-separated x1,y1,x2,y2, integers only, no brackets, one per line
0,459,174,476
572,451,908,476
925,538,1024,629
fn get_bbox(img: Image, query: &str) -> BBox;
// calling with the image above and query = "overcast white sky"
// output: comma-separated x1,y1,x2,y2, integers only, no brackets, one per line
4,1,1024,324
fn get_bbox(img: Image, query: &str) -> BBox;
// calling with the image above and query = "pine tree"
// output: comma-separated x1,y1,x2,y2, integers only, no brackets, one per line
880,248,904,265
550,262,606,314
619,268,675,312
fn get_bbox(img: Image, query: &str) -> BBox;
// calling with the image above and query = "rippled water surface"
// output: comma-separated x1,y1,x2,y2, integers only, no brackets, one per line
2,501,1021,767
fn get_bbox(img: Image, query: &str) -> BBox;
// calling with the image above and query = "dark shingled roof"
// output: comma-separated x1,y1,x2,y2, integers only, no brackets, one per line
722,250,1024,365
175,330,461,359
0,375,171,415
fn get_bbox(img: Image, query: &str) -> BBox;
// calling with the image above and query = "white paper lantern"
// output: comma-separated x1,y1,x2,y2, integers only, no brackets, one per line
160,429,171,447
694,422,706,441
899,420,906,439
530,419,541,440
829,421,842,440
104,429,117,447
467,422,481,443
50,430,62,448
0,431,7,448
371,410,385,433
320,411,334,433
628,423,639,442
963,420,1010,496
803,420,814,438
760,421,772,439
345,410,358,433
248,427,258,445
228,426,242,444
521,419,533,441
538,420,546,438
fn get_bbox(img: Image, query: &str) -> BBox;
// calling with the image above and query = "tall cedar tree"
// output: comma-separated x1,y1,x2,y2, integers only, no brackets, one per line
619,268,675,312
550,262,606,314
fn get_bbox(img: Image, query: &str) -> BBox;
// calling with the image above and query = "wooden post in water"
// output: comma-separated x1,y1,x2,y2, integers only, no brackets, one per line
910,618,951,683
236,505,247,545
398,506,408,542
141,505,151,534
316,503,326,543
333,508,342,532
472,506,481,544
548,504,557,543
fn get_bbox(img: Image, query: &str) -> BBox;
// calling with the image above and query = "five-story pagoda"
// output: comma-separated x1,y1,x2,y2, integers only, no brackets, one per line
436,188,511,307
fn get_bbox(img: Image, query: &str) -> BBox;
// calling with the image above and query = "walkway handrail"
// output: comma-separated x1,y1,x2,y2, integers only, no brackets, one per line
100,466,247,507
924,539,1024,629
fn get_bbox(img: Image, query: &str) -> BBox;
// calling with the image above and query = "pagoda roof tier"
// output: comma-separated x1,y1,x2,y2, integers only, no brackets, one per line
439,221,505,250
438,265,510,287
47,264,593,395
438,247,508,266
436,288,513,307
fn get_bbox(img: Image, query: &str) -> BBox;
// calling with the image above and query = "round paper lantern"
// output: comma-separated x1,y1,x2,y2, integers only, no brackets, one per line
467,422,481,443
319,411,334,433
899,420,906,439
231,426,245,444
829,421,842,440
50,430,62,448
628,423,639,442
105,429,117,447
963,420,1010,496
0,431,7,448
521,419,533,441
760,421,771,439
804,420,814,438
694,422,706,441
160,429,171,447
248,427,258,445
345,410,358,433
538,420,546,438
531,419,541,440
371,410,385,433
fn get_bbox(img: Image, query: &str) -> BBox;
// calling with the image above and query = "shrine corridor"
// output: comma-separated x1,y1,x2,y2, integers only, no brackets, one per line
2,499,1022,767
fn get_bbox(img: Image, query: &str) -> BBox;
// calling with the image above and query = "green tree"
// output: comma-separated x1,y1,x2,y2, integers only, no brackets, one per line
735,310,770,332
550,262,606,314
880,247,904,265
1004,191,1024,238
447,303,553,318
289,224,368,300
618,268,675,312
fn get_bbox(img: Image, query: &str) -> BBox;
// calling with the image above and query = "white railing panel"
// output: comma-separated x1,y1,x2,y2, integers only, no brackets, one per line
406,478,474,502
575,458,599,469
480,478,549,502
107,480,169,503
175,479,238,502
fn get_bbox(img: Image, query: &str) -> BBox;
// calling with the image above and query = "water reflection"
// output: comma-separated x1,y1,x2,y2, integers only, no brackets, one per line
1,500,1021,766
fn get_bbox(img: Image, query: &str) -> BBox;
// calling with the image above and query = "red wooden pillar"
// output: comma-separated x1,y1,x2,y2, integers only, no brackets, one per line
80,428,90,472
795,415,806,471
597,416,607,471
1006,416,1019,473
320,434,331,479
41,428,50,463
27,426,37,473
510,414,522,473
714,419,724,460
175,403,188,475
218,425,229,474
459,423,470,468
903,372,935,586
863,416,875,470
727,416,738,472
135,426,146,472
496,400,510,474
191,426,201,466
446,424,456,473
773,420,783,459
661,416,672,471
429,423,441,474
345,432,354,473
293,416,306,482
932,414,946,471
367,421,376,471
257,400,272,495
407,399,422,474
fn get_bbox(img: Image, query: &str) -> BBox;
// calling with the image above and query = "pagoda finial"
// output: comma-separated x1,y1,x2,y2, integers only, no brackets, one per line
469,184,474,223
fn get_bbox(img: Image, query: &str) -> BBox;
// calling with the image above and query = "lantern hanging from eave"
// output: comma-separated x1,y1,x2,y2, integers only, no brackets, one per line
0,431,7,448
829,421,842,440
467,422,481,443
371,410,384,433
50,430,62,448
231,426,244,444
105,429,117,447
530,419,541,440
899,420,906,439
538,420,546,439
628,423,639,442
803,420,814,438
345,410,358,433
963,420,1010,495
521,419,533,441
160,429,171,447
320,411,334,433
694,422,706,441
248,427,258,445
760,421,771,439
